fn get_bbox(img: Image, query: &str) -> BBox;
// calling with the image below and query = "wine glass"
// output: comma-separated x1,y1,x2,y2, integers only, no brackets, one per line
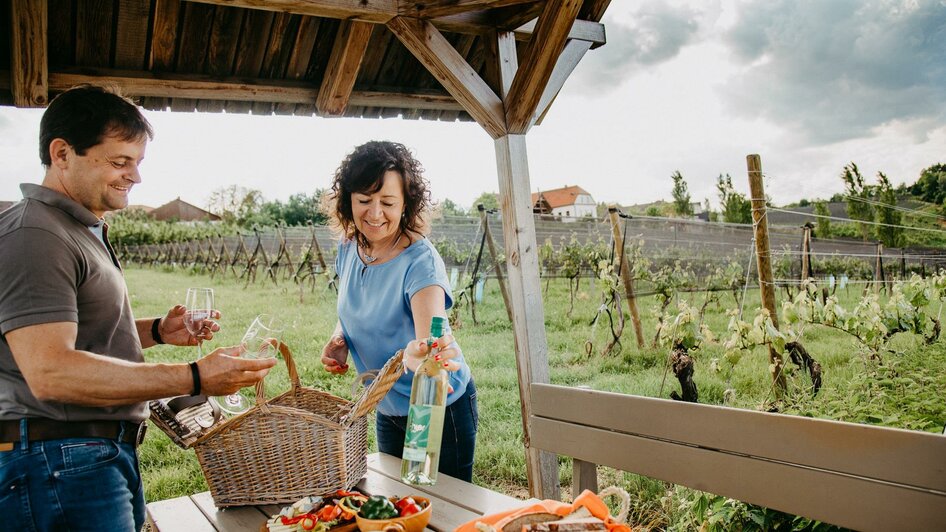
213,314,283,415
184,288,215,358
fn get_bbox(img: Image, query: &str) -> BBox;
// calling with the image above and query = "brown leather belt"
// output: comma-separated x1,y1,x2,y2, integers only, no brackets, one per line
0,418,147,447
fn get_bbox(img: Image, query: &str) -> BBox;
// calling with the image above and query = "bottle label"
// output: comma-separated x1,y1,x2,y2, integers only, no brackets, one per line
402,404,445,462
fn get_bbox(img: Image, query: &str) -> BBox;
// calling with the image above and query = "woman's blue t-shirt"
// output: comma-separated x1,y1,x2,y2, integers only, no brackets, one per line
335,237,470,416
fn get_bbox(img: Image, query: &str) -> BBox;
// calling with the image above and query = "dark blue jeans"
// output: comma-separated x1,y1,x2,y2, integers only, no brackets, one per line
376,380,478,482
0,419,145,532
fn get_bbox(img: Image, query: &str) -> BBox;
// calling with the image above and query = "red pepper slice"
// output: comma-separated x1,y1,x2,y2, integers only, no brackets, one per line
399,502,421,517
317,504,342,522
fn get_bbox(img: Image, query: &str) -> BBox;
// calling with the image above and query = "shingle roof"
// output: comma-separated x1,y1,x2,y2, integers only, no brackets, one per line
530,185,591,209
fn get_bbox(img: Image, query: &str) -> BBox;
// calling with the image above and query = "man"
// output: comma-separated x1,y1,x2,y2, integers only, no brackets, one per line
0,85,277,531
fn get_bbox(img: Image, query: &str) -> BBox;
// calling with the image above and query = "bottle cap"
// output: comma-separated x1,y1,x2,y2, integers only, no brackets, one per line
430,316,447,338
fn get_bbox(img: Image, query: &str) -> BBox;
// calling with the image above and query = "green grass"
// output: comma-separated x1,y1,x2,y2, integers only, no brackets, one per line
128,267,946,527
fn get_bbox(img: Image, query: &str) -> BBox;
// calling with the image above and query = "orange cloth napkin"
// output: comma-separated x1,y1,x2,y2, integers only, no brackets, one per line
455,490,631,532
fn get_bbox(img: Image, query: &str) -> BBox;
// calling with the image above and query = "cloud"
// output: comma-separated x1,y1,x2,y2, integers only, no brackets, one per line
722,0,946,144
570,1,712,93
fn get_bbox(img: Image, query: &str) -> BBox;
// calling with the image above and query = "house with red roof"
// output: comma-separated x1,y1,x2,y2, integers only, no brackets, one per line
531,185,596,220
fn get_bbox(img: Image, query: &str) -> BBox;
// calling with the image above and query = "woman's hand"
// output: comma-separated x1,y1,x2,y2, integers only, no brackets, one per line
321,334,350,374
159,305,221,346
403,334,461,373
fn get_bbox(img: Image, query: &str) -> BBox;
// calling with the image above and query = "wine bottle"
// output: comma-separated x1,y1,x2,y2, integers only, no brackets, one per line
400,316,449,485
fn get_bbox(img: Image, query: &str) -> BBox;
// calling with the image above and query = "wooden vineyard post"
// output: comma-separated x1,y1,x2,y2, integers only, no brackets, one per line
478,204,514,323
874,243,884,294
801,224,813,281
746,155,787,397
607,206,645,349
900,249,906,280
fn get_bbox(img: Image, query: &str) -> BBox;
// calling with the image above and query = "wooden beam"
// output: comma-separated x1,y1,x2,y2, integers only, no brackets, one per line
431,14,605,46
19,69,462,111
317,20,373,116
187,0,397,23
150,0,181,70
10,0,49,107
494,134,559,500
398,0,536,19
528,38,590,127
504,0,582,133
387,16,506,138
349,89,463,111
114,0,151,69
579,0,612,22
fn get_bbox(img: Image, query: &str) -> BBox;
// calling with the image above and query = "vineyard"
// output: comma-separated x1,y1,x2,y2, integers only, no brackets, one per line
116,207,946,414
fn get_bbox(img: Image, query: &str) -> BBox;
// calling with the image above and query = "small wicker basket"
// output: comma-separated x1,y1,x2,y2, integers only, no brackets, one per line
189,342,403,507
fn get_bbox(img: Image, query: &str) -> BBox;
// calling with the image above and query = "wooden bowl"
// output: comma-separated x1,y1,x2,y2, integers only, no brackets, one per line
355,496,432,532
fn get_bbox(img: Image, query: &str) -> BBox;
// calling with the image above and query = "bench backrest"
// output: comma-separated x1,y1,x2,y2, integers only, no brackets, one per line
529,383,946,532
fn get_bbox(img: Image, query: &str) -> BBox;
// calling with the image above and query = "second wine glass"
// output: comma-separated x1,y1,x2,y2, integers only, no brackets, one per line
184,287,215,358
213,314,283,415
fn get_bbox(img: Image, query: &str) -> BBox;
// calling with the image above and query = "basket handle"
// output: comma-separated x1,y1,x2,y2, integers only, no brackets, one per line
254,339,301,407
337,349,405,425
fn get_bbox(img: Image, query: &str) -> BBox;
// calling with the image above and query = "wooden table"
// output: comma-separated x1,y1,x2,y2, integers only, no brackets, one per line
146,453,532,531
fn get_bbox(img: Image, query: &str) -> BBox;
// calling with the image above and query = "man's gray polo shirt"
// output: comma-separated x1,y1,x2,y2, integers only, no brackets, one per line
0,184,146,422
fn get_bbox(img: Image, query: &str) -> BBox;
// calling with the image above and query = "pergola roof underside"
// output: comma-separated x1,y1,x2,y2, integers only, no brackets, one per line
0,0,608,124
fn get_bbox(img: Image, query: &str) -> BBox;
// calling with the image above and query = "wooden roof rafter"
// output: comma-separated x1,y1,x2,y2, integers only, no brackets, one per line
9,0,48,107
387,16,506,137
316,19,373,116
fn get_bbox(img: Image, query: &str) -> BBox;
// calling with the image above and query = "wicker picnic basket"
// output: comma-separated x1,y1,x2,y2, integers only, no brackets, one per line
191,342,404,507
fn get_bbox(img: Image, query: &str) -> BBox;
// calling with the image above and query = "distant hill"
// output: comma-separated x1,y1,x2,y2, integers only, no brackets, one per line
767,202,849,226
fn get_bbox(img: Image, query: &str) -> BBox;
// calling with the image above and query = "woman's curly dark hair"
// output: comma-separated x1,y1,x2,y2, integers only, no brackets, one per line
327,140,431,249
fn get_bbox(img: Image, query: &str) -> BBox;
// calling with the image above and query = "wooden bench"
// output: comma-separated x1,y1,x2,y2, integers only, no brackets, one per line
529,383,946,532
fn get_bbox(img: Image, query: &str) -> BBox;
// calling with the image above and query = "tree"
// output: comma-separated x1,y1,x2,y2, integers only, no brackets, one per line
840,162,874,241
909,163,946,204
438,198,467,217
716,173,751,224
206,185,265,227
469,191,500,214
670,171,693,217
261,190,327,226
813,201,832,238
875,172,902,247
645,205,663,217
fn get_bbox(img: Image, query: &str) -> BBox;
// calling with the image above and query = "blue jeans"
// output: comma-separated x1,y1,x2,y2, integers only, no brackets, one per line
0,420,145,532
376,380,478,482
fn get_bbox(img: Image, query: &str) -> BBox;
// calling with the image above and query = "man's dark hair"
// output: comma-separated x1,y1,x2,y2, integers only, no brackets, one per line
39,84,154,167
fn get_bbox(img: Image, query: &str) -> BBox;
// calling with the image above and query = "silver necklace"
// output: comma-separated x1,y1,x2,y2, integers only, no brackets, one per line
361,234,401,264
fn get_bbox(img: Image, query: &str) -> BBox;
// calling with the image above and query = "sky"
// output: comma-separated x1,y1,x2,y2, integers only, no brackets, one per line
1,0,944,212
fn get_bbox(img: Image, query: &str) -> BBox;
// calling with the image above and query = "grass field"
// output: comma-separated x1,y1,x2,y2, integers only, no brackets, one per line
128,267,946,528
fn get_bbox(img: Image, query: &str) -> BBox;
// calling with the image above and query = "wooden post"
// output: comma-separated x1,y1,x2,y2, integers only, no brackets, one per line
572,458,598,498
746,155,787,397
607,206,645,349
495,134,560,500
801,225,812,281
901,249,907,280
478,204,514,323
874,243,884,295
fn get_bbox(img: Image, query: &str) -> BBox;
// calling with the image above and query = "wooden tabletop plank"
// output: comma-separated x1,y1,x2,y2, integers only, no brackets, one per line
369,453,529,516
146,495,217,532
191,491,270,532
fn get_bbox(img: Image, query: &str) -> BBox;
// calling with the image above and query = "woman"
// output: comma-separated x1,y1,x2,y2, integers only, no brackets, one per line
320,140,477,481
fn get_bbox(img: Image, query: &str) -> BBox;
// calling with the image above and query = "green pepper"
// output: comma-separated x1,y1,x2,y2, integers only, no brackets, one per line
360,495,399,520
